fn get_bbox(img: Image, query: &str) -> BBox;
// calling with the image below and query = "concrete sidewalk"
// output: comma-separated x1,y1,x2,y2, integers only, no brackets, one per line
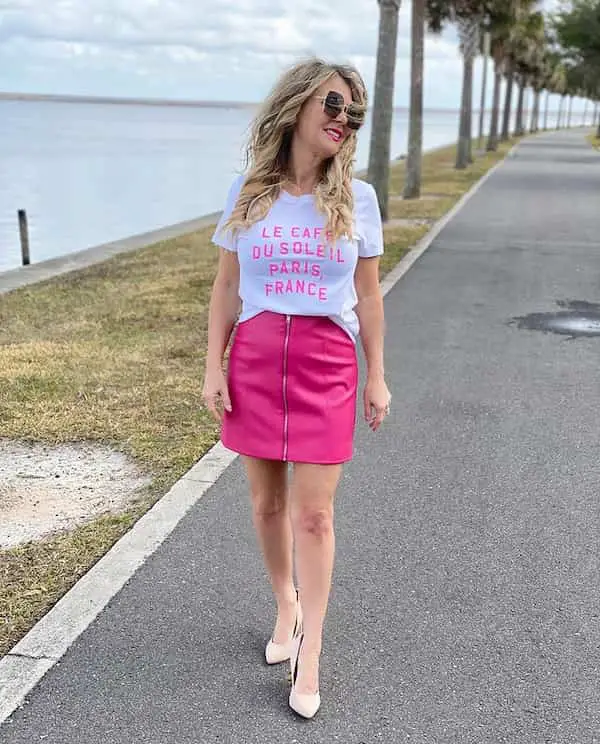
0,212,221,296
1,130,599,742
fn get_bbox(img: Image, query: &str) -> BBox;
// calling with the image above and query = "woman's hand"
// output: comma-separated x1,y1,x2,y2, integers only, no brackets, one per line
202,366,232,423
363,374,391,432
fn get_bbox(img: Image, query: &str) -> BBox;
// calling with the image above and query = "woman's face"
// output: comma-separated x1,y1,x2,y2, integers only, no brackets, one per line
293,74,356,160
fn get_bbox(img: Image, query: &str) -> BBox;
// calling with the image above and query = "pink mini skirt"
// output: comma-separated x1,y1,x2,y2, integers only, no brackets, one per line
221,311,358,464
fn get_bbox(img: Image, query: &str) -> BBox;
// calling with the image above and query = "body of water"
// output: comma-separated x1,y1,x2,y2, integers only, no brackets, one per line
0,97,582,273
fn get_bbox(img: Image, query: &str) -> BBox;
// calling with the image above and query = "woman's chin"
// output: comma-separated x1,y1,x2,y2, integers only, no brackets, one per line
318,135,343,158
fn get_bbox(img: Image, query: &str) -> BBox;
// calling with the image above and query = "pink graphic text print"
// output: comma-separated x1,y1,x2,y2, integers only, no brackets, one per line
254,224,345,302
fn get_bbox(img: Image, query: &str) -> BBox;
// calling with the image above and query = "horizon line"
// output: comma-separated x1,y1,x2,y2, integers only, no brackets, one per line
0,90,462,113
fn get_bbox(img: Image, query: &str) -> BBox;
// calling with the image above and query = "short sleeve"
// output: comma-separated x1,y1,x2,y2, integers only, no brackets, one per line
212,174,245,252
354,180,384,258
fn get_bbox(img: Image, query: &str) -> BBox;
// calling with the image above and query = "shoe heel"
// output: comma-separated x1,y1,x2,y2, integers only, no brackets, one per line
288,633,320,719
265,590,302,665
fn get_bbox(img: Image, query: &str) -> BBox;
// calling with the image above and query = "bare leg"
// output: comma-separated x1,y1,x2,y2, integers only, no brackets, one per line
290,462,342,694
242,456,297,643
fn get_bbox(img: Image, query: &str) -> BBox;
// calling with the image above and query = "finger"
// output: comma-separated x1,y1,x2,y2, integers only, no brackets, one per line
221,385,232,413
371,407,386,431
203,396,222,423
208,402,222,423
363,391,371,421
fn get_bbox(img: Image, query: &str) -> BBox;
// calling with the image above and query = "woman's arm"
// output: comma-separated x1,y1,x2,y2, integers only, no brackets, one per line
355,256,385,377
354,256,390,430
203,248,241,420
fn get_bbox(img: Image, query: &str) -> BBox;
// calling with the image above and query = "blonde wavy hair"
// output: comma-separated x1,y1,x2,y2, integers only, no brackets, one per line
223,57,367,241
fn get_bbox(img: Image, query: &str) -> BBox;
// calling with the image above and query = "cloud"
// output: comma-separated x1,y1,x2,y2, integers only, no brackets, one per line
0,0,480,106
1,0,378,55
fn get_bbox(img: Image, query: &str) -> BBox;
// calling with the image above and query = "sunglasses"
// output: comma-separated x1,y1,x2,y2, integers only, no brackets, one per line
315,91,365,131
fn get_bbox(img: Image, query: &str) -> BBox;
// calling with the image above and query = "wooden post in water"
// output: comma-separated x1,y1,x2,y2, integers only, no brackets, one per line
18,209,30,266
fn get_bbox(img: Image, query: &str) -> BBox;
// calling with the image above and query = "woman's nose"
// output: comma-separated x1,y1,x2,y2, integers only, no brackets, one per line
335,109,348,126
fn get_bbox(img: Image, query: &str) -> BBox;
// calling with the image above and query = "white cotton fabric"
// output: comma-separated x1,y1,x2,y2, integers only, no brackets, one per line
212,176,384,340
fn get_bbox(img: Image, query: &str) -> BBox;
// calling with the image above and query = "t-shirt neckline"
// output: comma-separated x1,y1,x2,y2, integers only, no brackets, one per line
279,189,315,204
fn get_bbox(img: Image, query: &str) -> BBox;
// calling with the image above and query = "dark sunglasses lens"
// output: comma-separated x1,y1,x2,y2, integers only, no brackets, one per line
347,106,364,130
348,109,365,129
323,92,364,130
323,91,344,118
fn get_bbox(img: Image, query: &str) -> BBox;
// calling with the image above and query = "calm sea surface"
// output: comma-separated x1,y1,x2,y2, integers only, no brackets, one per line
0,99,574,272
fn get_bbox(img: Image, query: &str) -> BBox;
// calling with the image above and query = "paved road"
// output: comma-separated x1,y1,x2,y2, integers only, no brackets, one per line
1,130,599,743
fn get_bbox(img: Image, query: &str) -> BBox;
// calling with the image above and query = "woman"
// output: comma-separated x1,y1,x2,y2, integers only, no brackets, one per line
202,57,391,719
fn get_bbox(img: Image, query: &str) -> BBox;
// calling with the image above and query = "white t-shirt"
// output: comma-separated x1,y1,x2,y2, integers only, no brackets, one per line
212,175,384,340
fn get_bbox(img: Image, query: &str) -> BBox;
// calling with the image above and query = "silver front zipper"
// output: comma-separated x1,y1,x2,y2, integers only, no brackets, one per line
282,314,291,461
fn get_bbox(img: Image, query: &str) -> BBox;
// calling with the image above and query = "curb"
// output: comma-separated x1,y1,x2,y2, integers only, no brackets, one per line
0,212,222,296
0,141,518,725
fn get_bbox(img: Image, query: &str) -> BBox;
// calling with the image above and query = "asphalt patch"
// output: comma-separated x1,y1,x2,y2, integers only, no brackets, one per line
510,299,600,338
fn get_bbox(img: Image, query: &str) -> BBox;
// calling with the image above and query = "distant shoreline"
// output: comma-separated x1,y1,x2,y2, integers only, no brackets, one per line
0,91,258,109
0,91,460,114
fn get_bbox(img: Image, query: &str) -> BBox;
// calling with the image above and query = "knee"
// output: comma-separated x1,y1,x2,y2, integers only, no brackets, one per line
251,488,287,521
293,506,333,539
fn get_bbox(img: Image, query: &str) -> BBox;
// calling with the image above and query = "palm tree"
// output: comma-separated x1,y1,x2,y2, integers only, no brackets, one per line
510,10,545,136
525,19,548,132
404,0,426,199
486,2,523,151
499,1,544,140
367,0,402,221
455,12,483,167
477,27,492,150
564,64,584,127
553,63,568,128
500,52,516,140
552,0,600,133
426,1,488,169
486,33,505,150
543,52,564,130
529,55,549,132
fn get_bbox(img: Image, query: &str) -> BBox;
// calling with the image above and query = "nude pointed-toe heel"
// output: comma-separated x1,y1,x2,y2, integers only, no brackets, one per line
288,633,321,719
265,590,303,665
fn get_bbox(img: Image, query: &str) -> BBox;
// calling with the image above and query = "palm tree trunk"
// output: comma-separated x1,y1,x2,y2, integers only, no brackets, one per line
531,91,540,133
367,0,401,221
531,91,537,133
403,0,424,199
456,54,473,169
568,96,573,127
478,32,491,151
544,90,550,130
557,96,563,129
456,17,479,169
515,81,525,136
466,57,474,163
486,62,502,151
501,64,514,141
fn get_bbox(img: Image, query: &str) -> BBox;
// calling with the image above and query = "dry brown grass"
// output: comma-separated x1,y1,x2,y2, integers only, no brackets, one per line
0,137,518,658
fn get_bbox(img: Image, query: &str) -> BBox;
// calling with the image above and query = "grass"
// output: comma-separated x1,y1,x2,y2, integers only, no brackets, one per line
0,136,519,658
587,133,600,150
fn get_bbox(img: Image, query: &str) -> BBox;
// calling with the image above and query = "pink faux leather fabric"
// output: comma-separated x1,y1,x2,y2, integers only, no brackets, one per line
222,311,358,464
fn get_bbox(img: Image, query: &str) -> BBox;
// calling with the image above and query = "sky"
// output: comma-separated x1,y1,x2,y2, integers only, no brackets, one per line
0,0,568,109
